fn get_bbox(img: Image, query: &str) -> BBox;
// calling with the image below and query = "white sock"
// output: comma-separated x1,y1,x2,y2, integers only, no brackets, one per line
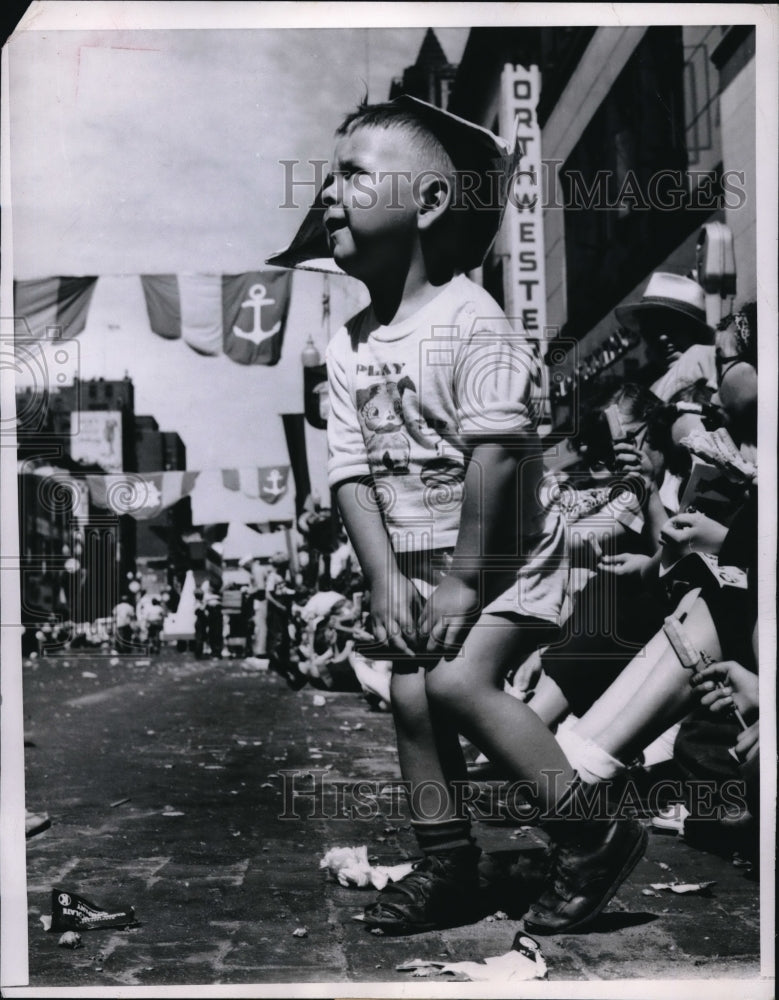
556,728,625,784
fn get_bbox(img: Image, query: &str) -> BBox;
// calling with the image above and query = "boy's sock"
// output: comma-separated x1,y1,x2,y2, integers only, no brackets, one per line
411,817,476,857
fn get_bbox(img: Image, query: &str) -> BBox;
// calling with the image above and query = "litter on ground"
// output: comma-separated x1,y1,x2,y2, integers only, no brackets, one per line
396,933,547,982
320,845,414,890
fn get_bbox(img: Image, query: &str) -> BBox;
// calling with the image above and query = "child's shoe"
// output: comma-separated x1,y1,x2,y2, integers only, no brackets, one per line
524,780,648,935
362,844,481,933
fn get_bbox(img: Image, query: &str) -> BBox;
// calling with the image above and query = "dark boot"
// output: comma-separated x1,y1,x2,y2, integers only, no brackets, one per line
362,843,482,934
524,778,648,935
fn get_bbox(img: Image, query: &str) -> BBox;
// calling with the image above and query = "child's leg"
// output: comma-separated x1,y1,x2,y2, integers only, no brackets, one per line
364,621,563,934
426,613,648,935
526,670,571,729
424,616,576,813
390,664,467,821
572,596,721,764
362,661,480,933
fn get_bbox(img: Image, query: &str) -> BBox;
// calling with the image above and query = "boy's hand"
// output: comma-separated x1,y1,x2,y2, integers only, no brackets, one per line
367,573,424,659
419,575,480,658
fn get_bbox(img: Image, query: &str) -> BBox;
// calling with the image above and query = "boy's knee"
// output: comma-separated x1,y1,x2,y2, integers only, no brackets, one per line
425,662,472,717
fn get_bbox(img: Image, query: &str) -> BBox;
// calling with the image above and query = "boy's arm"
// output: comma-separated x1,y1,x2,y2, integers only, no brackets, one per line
327,333,423,657
421,325,546,656
421,438,533,656
335,479,423,658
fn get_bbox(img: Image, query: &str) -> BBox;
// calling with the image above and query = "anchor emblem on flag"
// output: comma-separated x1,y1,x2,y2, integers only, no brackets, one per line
260,466,289,504
233,284,282,345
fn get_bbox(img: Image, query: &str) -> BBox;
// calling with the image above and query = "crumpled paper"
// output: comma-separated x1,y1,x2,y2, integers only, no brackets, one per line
649,881,716,894
397,933,547,982
320,845,414,890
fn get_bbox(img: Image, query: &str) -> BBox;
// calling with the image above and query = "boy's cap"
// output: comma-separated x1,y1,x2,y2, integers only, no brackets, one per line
265,95,519,275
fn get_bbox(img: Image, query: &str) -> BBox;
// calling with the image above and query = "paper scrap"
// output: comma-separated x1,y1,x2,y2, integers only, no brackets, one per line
649,881,716,894
397,934,547,982
320,845,414,890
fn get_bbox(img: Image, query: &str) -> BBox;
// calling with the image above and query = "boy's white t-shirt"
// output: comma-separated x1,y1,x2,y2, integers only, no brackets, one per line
326,274,568,625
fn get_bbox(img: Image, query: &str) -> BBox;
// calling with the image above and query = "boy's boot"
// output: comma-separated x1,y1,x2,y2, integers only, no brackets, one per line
524,777,648,935
362,818,481,934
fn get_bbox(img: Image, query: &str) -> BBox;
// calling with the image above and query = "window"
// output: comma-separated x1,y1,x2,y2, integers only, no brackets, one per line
560,26,723,339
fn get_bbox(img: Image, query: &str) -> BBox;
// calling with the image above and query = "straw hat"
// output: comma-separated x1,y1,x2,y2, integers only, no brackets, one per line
614,273,712,343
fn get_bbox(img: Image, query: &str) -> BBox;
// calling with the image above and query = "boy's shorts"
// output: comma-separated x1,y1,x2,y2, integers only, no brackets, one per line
396,508,568,629
396,547,565,629
387,548,560,677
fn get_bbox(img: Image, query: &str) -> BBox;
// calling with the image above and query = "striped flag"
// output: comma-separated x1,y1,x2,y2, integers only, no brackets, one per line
13,277,98,343
140,271,292,365
85,471,200,520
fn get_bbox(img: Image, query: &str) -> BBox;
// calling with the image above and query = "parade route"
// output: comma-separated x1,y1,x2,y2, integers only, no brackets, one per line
16,650,763,989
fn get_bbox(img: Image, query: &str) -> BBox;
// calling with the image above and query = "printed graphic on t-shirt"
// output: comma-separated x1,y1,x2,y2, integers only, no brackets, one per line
355,381,411,474
354,374,465,496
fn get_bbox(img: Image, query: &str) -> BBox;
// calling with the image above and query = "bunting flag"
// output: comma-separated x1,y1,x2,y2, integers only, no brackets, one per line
281,413,312,518
221,465,290,504
13,277,98,344
140,271,292,365
85,471,200,520
190,469,295,525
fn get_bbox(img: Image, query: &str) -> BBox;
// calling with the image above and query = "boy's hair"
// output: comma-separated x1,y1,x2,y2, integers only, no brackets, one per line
336,101,456,180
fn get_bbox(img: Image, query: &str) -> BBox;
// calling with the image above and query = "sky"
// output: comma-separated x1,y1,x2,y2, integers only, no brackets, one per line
5,15,469,486
8,24,469,276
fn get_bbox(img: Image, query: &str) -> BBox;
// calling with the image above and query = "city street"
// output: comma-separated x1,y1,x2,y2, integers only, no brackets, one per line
15,648,764,990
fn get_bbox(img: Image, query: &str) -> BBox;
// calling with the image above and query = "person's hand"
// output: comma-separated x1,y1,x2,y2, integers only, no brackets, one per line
734,720,759,763
367,572,424,658
598,551,653,577
612,441,659,487
659,511,729,556
689,659,759,719
418,574,480,658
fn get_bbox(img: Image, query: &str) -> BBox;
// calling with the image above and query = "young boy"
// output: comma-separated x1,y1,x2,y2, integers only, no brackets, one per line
268,96,647,935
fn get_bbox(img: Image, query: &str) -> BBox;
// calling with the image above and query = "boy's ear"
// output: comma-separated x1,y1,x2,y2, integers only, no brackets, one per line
416,172,452,231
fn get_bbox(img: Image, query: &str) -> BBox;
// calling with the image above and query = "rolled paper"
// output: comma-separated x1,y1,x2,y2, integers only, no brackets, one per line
604,404,626,442
663,616,701,669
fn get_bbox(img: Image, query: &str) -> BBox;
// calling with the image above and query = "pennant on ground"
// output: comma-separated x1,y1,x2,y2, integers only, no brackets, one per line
86,471,200,520
140,271,292,365
13,277,98,344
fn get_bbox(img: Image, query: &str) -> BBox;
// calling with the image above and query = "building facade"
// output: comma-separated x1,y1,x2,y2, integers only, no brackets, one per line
446,24,756,459
16,377,192,627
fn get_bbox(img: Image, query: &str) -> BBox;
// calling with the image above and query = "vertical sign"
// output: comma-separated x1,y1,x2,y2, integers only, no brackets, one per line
498,65,547,340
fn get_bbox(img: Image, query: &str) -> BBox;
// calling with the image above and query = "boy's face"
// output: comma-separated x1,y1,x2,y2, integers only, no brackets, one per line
322,126,423,281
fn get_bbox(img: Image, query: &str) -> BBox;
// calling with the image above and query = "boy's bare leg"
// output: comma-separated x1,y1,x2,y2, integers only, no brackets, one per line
390,664,467,821
425,615,576,813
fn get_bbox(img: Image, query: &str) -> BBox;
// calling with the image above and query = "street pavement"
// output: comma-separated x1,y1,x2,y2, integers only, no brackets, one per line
13,648,767,991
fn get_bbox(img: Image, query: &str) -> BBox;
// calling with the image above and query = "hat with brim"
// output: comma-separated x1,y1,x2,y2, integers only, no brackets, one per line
265,95,519,275
614,272,712,343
